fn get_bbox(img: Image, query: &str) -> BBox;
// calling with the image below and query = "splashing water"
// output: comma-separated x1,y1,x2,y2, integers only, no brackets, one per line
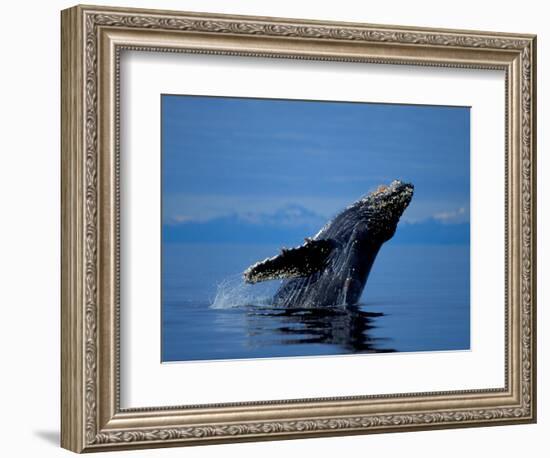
210,274,280,309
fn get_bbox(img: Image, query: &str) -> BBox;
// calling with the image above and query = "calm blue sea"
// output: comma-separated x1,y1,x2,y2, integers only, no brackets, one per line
161,243,470,362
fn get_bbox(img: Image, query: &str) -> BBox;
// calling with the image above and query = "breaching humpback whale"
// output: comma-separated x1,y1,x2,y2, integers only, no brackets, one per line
243,180,414,308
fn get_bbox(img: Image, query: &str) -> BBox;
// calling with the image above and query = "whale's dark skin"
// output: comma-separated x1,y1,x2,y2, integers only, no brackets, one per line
243,180,414,308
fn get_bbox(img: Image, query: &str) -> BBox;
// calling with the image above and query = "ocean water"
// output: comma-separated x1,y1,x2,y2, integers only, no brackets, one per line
161,243,470,362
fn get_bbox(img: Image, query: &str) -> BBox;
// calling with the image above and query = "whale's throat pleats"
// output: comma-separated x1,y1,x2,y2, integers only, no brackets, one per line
243,239,336,284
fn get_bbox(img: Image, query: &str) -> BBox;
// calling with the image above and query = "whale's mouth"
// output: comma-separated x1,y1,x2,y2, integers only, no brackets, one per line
388,181,414,218
365,180,414,210
388,179,414,197
395,181,414,206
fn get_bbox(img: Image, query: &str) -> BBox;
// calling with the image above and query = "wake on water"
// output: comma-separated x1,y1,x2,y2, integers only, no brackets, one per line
210,274,281,310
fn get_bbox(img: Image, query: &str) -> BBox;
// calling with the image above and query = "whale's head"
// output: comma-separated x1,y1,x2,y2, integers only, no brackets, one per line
356,180,414,242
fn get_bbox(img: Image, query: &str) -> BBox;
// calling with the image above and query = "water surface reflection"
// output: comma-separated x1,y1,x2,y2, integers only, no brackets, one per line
244,305,395,353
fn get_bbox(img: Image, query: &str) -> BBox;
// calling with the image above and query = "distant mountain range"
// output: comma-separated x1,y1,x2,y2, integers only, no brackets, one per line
163,204,469,246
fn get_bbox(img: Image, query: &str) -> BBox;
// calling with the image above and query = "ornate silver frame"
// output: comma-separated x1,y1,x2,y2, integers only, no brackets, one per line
61,4,537,453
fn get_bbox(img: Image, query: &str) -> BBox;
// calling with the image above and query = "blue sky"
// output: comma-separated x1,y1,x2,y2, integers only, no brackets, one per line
161,95,470,244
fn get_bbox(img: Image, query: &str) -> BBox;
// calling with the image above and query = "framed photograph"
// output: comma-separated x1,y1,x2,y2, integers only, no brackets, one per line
61,4,537,453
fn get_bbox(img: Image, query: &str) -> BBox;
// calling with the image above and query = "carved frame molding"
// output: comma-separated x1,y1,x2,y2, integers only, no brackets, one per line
61,4,536,453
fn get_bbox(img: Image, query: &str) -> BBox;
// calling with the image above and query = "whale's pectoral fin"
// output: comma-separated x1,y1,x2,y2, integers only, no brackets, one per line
243,239,336,284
